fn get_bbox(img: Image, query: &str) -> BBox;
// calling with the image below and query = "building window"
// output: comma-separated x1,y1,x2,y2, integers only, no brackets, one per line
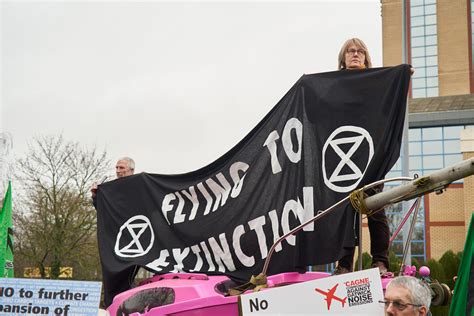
410,0,439,98
471,0,474,68
385,125,472,261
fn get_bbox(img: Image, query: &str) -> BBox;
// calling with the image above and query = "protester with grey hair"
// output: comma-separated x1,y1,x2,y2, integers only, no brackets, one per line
333,39,415,276
115,157,135,178
91,157,135,206
337,37,373,70
381,276,431,316
333,38,390,276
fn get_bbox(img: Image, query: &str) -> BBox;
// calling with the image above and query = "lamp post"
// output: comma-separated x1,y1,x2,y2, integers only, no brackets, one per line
401,0,412,266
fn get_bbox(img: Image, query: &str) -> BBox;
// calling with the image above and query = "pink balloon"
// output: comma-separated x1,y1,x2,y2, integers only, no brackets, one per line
419,266,430,277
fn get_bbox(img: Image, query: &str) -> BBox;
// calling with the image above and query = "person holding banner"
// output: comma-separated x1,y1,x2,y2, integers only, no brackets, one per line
91,157,135,206
337,37,372,70
114,157,136,178
333,38,390,275
91,157,137,307
381,276,431,316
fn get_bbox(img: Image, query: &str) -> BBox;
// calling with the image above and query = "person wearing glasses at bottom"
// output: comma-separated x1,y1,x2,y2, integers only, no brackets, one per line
380,276,431,316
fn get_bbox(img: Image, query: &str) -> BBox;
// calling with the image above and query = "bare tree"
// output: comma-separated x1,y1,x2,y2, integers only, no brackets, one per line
15,135,110,279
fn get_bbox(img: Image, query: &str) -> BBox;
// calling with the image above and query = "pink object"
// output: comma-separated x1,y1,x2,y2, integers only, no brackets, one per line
381,277,392,290
419,266,430,277
402,265,417,277
108,270,403,315
108,272,331,316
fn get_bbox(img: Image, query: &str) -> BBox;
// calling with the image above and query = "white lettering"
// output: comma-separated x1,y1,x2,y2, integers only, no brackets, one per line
172,247,189,272
161,194,175,225
173,191,186,224
229,162,249,198
233,225,255,267
281,187,315,245
150,186,315,274
200,241,216,272
181,186,199,221
209,233,236,272
146,249,170,272
263,130,282,174
281,200,299,246
268,209,282,252
206,173,232,212
197,182,213,216
190,245,203,272
248,216,268,259
282,118,303,163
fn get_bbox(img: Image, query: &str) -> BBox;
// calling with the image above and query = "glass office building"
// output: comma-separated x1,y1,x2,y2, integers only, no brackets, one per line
410,0,439,98
382,0,474,263
386,124,474,261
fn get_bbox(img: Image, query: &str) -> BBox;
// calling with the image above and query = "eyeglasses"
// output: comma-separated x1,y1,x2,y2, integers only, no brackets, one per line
346,48,366,55
379,300,422,311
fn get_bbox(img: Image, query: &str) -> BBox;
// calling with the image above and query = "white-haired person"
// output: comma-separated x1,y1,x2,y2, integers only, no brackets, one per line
91,157,135,206
381,276,431,316
115,157,135,178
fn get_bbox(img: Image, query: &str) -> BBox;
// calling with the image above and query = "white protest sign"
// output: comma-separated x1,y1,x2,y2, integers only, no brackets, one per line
239,268,384,315
0,278,101,315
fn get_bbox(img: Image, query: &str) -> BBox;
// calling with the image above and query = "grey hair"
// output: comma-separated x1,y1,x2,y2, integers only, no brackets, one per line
118,157,135,171
337,38,373,70
387,276,431,309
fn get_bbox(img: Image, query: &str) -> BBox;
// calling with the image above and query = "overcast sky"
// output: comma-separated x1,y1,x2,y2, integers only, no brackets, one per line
1,0,382,179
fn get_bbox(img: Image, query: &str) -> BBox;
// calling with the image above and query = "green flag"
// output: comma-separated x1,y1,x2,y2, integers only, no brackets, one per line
0,181,14,278
449,213,474,316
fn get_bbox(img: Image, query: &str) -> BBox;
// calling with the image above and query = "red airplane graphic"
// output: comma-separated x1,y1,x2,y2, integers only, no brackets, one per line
315,284,347,310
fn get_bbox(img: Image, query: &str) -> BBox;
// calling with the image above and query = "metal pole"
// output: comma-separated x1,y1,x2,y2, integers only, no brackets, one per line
364,158,474,210
261,157,474,277
401,0,412,267
358,210,363,271
399,198,421,276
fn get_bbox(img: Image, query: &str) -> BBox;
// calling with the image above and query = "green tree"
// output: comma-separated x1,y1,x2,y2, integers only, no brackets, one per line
15,135,109,280
439,250,461,290
427,258,449,316
427,258,446,282
354,252,372,270
388,250,402,274
411,256,423,270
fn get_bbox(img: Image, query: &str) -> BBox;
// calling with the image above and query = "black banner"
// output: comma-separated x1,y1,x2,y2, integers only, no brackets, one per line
97,65,411,306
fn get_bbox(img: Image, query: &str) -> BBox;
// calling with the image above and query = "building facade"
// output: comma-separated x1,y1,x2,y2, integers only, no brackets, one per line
360,0,474,263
